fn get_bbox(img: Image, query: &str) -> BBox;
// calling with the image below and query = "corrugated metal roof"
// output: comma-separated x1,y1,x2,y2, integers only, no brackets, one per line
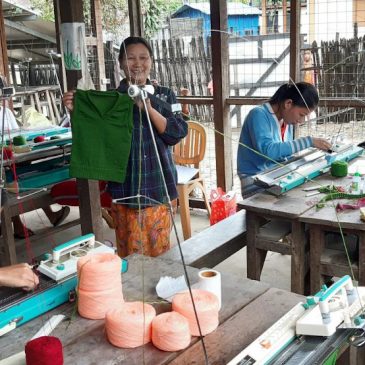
3,0,56,62
172,2,261,17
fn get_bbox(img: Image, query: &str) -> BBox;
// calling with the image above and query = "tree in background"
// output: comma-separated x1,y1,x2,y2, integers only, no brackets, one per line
30,0,128,41
30,0,183,40
143,0,182,38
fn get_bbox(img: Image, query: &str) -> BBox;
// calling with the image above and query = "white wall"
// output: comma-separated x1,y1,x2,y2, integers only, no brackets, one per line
259,1,365,43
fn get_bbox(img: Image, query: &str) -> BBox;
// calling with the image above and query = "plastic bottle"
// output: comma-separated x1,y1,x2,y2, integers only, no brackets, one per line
352,172,361,194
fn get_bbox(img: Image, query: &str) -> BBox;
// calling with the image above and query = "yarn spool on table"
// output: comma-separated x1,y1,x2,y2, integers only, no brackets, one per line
105,302,156,348
12,135,27,146
172,289,219,336
25,336,63,365
77,253,124,319
331,160,348,177
33,135,46,143
12,135,31,153
152,311,191,351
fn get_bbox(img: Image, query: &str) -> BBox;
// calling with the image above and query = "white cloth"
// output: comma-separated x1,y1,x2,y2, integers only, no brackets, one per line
0,107,19,132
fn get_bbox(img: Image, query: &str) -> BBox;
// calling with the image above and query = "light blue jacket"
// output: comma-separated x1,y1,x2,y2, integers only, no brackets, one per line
237,103,313,176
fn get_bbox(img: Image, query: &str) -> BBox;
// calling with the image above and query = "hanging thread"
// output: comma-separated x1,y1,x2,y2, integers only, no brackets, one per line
77,253,124,319
172,289,219,336
25,336,63,365
152,311,191,352
105,302,156,348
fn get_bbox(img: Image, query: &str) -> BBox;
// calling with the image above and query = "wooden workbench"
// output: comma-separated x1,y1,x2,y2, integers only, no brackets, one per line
240,183,313,295
1,255,304,364
0,136,103,265
299,169,365,292
240,158,361,295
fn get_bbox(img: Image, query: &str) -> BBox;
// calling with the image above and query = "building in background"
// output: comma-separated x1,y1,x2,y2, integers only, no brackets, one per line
170,2,261,40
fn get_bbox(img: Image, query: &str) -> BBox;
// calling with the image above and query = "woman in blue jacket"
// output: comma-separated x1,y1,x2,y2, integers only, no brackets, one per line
237,82,331,197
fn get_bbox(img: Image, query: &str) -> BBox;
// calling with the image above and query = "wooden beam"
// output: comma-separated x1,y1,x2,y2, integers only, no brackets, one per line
56,0,103,241
283,0,287,33
4,19,56,44
7,40,54,49
90,0,106,90
53,0,67,93
289,0,301,82
261,0,267,35
210,0,232,191
178,96,365,109
308,0,315,43
58,0,83,89
128,0,143,36
0,1,10,84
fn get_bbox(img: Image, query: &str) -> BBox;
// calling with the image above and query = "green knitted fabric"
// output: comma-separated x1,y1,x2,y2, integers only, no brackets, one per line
70,89,134,182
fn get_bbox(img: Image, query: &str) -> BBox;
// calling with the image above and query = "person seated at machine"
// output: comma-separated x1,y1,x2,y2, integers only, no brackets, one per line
50,180,113,228
237,82,332,198
0,193,38,290
0,263,39,291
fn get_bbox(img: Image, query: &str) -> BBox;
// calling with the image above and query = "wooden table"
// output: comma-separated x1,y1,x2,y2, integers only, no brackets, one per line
240,184,312,294
0,140,103,265
299,171,365,293
240,166,355,295
1,255,305,364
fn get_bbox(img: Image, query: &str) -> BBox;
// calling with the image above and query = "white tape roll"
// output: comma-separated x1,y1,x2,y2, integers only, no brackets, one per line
197,269,221,310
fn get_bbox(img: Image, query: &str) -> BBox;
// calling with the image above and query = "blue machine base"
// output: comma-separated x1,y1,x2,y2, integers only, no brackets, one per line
0,259,128,330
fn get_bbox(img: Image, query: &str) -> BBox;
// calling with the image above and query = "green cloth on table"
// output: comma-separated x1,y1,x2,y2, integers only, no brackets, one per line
70,89,133,182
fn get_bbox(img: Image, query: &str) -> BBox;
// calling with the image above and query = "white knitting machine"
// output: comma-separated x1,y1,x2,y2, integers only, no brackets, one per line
0,234,126,336
228,276,365,365
253,143,363,196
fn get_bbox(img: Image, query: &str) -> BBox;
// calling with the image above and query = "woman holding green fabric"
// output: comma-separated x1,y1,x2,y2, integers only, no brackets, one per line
63,36,188,257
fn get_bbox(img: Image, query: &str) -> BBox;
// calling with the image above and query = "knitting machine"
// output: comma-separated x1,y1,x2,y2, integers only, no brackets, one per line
0,234,127,336
3,126,72,191
228,275,365,365
253,144,363,196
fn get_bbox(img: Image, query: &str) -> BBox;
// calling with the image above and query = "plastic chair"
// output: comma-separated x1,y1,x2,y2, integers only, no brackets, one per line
173,121,211,240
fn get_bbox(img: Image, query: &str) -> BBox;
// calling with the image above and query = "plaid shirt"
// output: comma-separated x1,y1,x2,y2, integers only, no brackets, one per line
107,80,188,207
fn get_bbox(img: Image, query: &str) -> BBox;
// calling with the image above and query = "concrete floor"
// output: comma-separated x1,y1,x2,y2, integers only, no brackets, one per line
14,204,291,292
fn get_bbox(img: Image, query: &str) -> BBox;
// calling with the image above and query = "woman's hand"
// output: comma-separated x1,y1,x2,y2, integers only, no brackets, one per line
0,263,39,291
63,91,76,112
134,97,152,112
312,137,332,151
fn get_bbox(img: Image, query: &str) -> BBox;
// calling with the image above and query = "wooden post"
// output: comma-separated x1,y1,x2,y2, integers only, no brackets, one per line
289,0,301,82
283,0,287,33
58,0,83,89
0,0,12,110
0,0,10,82
261,0,267,35
210,0,232,191
90,0,106,91
53,0,67,93
308,0,315,43
56,0,103,241
128,0,143,36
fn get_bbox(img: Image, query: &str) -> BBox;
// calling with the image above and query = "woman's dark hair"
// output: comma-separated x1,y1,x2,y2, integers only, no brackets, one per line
118,36,153,60
269,82,319,109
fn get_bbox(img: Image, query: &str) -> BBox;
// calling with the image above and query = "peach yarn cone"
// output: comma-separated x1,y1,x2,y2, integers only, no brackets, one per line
172,289,219,336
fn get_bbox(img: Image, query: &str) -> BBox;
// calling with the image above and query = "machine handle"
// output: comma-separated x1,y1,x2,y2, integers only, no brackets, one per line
52,233,95,262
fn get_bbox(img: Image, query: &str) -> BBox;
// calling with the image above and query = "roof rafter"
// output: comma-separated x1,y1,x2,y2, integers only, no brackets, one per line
4,18,56,44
